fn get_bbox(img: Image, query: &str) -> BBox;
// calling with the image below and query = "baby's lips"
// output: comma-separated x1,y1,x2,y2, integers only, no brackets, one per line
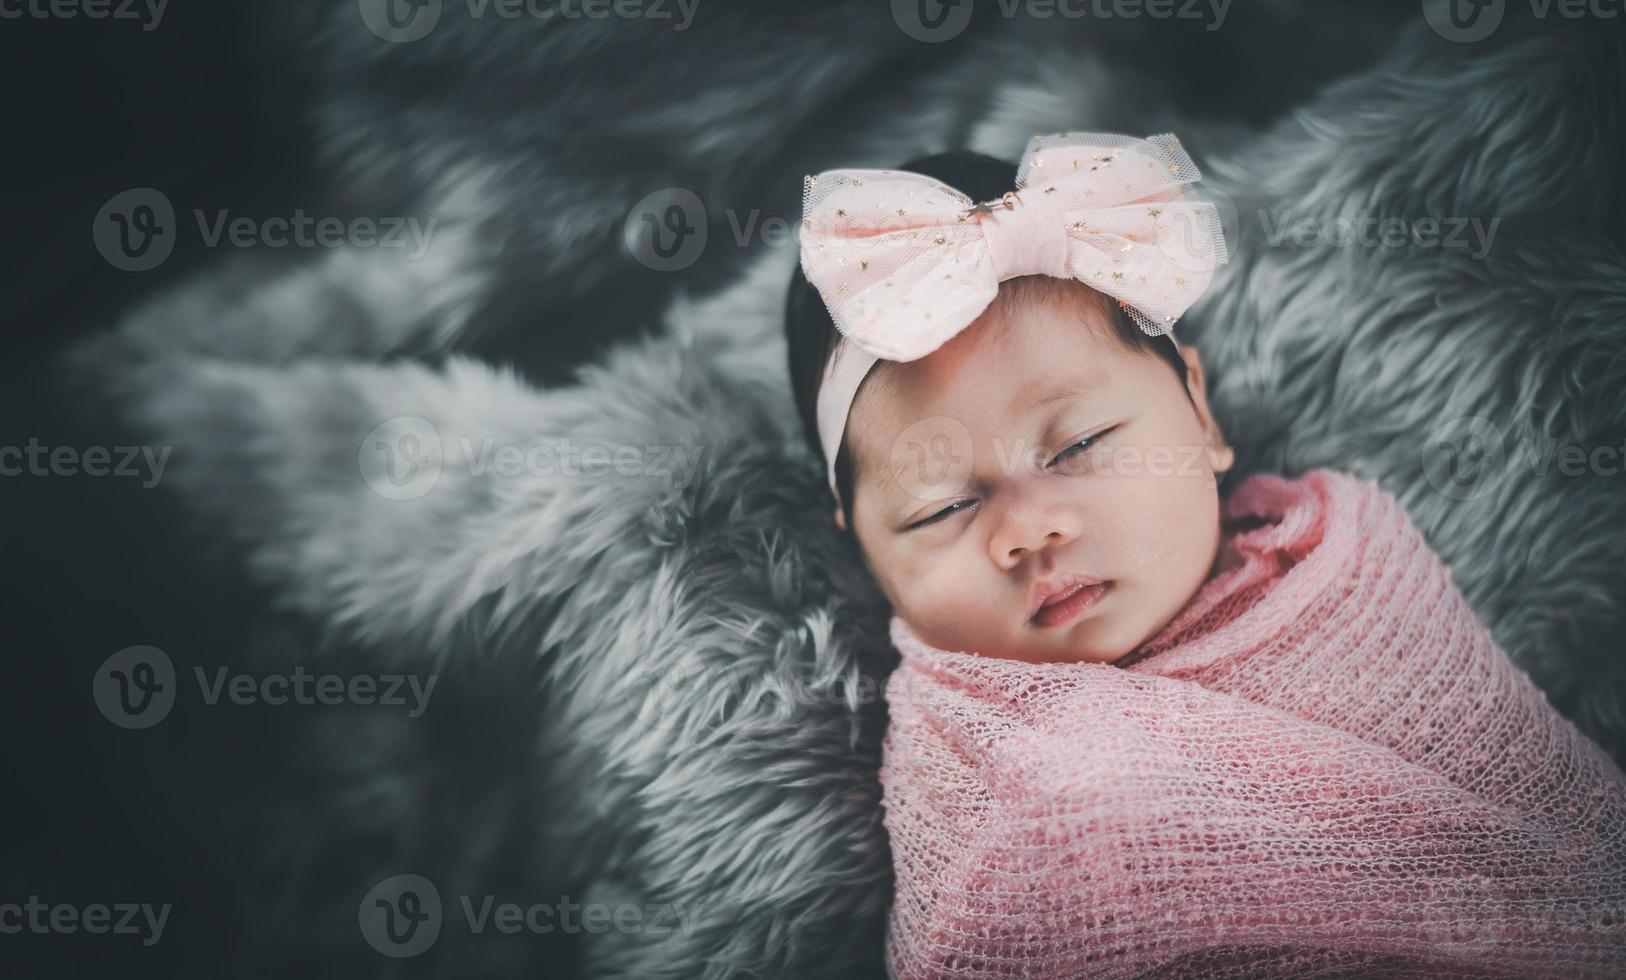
1027,574,1109,621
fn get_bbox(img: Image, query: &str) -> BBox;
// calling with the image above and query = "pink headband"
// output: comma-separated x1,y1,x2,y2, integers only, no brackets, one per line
799,131,1229,504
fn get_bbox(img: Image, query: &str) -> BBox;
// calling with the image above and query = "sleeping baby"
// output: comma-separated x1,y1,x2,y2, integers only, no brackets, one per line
782,132,1626,978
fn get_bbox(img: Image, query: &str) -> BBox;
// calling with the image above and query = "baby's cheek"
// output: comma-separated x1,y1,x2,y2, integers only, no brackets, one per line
1117,468,1222,595
890,541,1000,648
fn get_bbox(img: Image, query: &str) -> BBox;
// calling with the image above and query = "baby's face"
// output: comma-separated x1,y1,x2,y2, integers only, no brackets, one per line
843,281,1232,664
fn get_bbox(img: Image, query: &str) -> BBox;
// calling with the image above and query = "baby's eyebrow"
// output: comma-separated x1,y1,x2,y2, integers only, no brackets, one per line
1010,369,1111,417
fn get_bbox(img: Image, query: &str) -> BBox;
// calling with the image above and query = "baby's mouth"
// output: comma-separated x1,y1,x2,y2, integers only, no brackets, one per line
1030,579,1112,629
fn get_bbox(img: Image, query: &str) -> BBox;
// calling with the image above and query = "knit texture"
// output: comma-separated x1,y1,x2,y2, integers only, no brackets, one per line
880,469,1626,978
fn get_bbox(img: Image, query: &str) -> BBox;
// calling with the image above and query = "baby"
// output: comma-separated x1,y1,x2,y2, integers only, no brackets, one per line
788,132,1237,667
784,133,1626,978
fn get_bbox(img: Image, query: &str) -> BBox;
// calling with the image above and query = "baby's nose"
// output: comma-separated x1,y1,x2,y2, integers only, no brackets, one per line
992,517,1076,571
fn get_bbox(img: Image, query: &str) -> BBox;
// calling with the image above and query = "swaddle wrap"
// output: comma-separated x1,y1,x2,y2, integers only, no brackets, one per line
881,469,1626,978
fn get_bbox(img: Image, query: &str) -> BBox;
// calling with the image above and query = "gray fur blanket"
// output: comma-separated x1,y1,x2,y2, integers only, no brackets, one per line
66,8,1626,980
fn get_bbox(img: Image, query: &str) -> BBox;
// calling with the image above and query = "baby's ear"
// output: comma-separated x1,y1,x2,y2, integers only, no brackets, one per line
1179,343,1209,399
1180,345,1216,418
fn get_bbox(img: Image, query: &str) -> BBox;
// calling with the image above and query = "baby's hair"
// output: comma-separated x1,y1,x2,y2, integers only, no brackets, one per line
785,149,1190,520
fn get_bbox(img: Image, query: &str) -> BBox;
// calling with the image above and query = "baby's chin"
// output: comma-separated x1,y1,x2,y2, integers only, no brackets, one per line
911,611,1147,665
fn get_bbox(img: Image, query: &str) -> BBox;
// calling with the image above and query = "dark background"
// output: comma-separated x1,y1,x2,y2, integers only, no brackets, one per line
3,6,554,976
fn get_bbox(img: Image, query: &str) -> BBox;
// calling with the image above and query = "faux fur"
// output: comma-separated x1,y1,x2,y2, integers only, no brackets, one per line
67,8,1625,980
257,0,1417,362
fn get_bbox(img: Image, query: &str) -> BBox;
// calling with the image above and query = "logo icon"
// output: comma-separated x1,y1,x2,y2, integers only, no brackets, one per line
1423,0,1504,42
620,650,721,733
889,415,975,504
1155,183,1238,277
93,645,177,729
359,874,442,957
358,0,443,42
93,189,176,272
892,0,974,42
358,417,442,501
623,187,708,272
1422,415,1505,500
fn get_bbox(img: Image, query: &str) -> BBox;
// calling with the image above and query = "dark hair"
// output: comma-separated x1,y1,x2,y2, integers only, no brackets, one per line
785,150,1189,519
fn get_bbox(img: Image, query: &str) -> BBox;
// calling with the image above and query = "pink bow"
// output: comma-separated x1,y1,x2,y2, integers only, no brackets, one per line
799,131,1229,505
798,131,1228,361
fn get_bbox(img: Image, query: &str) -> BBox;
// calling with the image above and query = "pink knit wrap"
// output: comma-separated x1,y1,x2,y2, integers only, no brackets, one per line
880,469,1626,978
